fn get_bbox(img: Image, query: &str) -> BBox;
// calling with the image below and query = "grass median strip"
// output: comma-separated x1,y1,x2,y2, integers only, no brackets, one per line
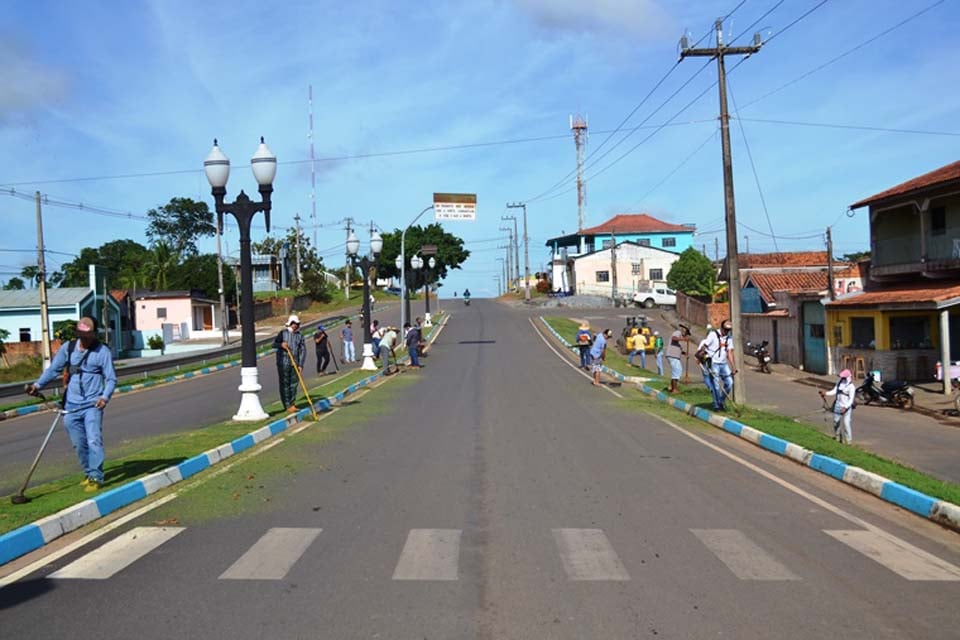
542,315,960,506
0,367,377,535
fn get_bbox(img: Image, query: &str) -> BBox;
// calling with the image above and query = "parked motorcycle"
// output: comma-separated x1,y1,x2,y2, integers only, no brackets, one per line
745,340,772,373
855,372,914,410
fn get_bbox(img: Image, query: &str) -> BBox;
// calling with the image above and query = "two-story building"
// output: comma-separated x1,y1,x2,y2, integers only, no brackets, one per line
825,159,960,390
546,213,696,293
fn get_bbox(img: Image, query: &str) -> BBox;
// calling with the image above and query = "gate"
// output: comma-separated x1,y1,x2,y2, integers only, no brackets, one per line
802,301,826,374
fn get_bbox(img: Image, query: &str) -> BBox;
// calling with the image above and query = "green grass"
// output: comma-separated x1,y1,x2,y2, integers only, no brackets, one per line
0,358,43,384
0,367,388,534
542,315,960,506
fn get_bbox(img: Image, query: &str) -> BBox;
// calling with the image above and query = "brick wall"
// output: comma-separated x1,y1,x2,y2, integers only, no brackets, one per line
3,339,64,365
676,292,728,329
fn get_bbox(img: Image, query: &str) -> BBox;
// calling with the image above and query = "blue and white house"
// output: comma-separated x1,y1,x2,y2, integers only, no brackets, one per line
545,213,696,293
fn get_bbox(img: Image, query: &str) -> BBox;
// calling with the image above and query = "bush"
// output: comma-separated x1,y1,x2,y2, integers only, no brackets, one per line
300,270,334,303
147,335,165,350
54,319,77,341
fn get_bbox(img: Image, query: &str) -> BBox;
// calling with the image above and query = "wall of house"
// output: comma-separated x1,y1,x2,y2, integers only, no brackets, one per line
872,204,921,267
3,339,64,365
572,245,678,296
0,306,79,344
136,298,193,331
590,232,693,254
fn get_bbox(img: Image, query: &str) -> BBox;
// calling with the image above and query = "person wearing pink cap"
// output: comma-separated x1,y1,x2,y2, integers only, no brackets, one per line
820,369,856,443
26,317,117,490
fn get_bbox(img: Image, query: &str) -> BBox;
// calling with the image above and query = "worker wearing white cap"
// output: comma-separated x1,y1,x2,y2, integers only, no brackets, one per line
273,315,306,412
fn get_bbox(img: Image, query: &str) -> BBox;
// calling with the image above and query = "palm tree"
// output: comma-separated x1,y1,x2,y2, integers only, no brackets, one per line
20,265,40,288
146,241,178,290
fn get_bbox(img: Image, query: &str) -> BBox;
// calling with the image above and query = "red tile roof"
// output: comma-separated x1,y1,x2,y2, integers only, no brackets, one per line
826,281,960,307
109,289,128,303
850,160,960,209
747,272,828,304
738,252,830,268
579,213,694,235
833,261,866,279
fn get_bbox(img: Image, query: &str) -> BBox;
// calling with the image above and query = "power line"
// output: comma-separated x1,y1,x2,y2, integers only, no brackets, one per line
733,117,960,137
630,129,718,209
764,0,831,46
739,0,947,110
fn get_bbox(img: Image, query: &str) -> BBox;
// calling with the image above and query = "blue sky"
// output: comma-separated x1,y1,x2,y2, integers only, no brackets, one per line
1,0,958,297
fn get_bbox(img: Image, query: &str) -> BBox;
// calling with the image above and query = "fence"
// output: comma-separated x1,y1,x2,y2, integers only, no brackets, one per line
675,291,728,329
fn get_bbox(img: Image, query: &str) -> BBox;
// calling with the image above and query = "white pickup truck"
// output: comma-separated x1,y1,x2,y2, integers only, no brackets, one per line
632,286,677,308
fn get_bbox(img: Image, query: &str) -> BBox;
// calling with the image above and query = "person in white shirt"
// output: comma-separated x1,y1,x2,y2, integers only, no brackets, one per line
820,369,856,443
701,319,737,411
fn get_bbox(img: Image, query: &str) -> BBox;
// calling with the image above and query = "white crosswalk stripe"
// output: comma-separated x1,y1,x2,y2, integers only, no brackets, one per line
49,527,185,580
219,527,322,580
691,529,800,581
552,528,630,581
392,529,462,580
824,529,960,581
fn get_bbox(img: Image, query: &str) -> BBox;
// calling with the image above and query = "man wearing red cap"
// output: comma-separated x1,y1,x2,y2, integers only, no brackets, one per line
820,369,856,443
26,317,117,491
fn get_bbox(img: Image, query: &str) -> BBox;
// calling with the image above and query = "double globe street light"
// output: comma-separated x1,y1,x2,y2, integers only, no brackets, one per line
396,254,423,325
204,137,277,421
346,229,383,371
423,256,436,326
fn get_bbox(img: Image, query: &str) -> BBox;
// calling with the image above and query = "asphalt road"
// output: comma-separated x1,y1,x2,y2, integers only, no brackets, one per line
0,304,403,494
2,299,959,638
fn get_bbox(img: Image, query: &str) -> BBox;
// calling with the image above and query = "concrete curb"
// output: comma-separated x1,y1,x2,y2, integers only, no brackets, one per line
1,314,364,422
537,316,960,533
0,313,449,567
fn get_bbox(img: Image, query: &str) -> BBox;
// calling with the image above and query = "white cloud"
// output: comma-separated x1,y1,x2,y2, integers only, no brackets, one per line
0,40,69,116
514,0,675,40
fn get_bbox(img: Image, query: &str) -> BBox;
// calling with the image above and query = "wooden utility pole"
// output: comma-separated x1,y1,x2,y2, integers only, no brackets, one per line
294,212,302,285
610,230,618,305
506,202,530,301
35,192,52,369
826,226,835,301
681,19,762,404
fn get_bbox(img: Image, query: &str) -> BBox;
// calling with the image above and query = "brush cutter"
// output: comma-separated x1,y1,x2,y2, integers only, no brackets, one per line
282,345,319,421
698,362,743,417
11,392,67,505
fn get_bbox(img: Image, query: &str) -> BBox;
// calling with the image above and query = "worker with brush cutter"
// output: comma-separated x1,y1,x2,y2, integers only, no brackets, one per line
25,317,116,492
273,315,306,412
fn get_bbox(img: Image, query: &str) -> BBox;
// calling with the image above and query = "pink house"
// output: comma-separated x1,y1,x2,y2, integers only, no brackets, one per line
134,290,224,338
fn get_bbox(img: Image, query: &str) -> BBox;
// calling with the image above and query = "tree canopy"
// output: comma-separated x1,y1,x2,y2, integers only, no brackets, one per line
3,277,25,290
59,240,152,289
146,197,216,257
667,247,716,296
169,253,237,300
377,224,470,292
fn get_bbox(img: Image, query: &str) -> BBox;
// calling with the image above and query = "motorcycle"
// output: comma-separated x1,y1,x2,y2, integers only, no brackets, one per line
745,340,772,373
463,296,471,306
855,371,914,410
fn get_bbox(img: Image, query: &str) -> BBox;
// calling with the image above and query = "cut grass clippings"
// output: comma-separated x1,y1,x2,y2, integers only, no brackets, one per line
0,367,385,534
542,315,960,507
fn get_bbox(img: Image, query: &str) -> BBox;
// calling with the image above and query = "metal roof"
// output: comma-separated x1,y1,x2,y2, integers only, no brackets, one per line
0,287,92,309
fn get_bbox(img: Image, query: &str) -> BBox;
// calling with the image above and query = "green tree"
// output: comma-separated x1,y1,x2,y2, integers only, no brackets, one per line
3,277,25,290
300,269,334,303
145,241,178,290
168,253,237,300
0,327,9,366
146,197,215,257
59,247,100,287
20,265,40,287
842,251,870,263
667,247,716,296
377,224,470,293
254,226,327,290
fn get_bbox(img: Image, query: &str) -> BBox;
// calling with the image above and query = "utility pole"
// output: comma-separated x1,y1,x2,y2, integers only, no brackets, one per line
571,114,588,231
610,230,618,305
681,18,762,404
826,226,835,301
502,214,520,283
294,212,303,285
506,202,530,301
744,235,750,254
344,217,354,299
35,192,52,369
715,237,720,262
499,226,513,290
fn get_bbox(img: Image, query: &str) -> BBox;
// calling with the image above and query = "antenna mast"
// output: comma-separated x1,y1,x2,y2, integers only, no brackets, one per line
308,85,318,248
571,114,588,231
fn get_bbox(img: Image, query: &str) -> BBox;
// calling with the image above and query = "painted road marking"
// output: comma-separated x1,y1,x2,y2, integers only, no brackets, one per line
824,529,960,581
552,528,630,581
691,529,800,581
219,527,322,580
392,529,462,580
49,526,185,580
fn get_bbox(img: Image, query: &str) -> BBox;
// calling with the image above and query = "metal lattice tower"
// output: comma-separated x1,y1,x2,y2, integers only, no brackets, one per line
308,85,318,248
570,114,588,231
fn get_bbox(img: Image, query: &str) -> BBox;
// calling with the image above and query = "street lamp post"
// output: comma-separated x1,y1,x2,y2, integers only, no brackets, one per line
424,256,435,326
347,229,383,370
410,255,423,322
204,137,276,422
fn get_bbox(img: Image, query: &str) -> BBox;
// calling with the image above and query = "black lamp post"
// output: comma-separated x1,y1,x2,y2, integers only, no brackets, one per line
204,137,276,421
347,229,383,370
424,256,435,322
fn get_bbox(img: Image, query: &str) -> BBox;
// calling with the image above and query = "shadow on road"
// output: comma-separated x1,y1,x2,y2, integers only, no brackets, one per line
0,578,55,609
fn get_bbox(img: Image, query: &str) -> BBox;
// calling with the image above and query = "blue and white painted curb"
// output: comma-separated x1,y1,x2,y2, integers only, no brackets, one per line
538,316,960,533
0,313,448,567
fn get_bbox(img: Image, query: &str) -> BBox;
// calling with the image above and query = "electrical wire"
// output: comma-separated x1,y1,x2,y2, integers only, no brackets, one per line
764,0,831,46
629,129,718,210
739,0,947,110
732,117,960,137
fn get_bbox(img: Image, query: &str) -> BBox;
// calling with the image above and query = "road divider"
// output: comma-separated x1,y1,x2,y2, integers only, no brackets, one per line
537,316,960,533
0,312,448,567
